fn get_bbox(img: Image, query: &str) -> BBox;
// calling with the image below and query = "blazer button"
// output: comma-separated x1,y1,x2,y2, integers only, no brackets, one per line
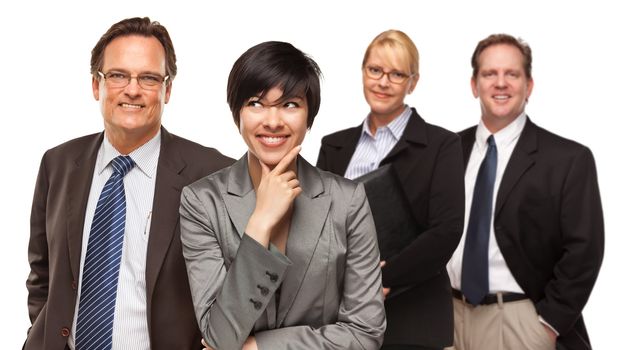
265,271,278,282
61,327,70,337
249,298,262,310
257,285,269,296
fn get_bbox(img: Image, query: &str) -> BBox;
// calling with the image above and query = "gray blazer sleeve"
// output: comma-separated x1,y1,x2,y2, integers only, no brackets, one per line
254,184,385,350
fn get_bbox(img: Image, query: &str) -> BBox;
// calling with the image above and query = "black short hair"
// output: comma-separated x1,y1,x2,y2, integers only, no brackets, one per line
227,41,322,128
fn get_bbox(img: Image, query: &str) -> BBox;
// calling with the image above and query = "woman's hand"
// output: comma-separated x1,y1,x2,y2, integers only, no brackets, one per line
246,146,302,247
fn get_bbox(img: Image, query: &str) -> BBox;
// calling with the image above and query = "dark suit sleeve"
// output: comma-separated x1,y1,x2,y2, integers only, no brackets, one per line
536,147,604,334
26,154,50,323
382,134,465,288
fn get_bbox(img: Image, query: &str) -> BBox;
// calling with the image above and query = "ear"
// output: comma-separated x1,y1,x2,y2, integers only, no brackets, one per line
92,76,100,101
471,76,479,98
164,82,172,104
407,73,419,94
526,77,534,101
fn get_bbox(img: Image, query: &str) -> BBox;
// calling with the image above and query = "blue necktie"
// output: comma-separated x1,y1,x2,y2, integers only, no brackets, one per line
461,135,497,305
76,155,134,349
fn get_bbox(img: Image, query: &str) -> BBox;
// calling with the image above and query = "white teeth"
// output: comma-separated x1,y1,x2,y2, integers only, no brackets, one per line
494,95,509,100
120,103,142,109
260,136,285,144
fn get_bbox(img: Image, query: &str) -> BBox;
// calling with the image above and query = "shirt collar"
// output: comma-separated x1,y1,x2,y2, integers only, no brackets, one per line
361,105,412,140
98,130,161,178
475,111,527,151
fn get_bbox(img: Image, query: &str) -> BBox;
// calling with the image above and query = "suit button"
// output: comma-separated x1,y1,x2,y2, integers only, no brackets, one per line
265,271,278,282
249,299,262,310
72,281,78,290
61,327,70,337
257,285,269,296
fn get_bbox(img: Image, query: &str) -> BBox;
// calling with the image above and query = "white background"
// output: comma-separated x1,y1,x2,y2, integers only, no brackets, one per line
1,0,625,347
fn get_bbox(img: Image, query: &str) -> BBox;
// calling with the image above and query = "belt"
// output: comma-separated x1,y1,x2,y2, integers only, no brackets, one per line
452,289,527,305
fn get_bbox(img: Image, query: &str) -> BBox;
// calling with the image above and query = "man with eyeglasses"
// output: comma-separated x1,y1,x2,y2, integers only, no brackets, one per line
24,17,233,350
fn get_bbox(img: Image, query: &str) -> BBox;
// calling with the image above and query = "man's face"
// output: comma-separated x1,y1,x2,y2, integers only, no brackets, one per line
92,35,171,143
472,44,533,132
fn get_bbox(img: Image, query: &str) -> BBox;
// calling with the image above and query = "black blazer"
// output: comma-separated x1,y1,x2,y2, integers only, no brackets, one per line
25,128,234,350
317,108,464,347
460,118,604,350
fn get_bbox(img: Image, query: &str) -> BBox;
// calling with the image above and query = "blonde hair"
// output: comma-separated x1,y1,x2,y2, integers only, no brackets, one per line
362,30,419,75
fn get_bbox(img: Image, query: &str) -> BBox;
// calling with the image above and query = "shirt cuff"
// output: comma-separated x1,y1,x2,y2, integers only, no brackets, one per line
538,316,560,336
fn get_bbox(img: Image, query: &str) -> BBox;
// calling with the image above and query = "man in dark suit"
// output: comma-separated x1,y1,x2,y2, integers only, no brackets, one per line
446,33,604,350
24,17,233,350
317,30,465,350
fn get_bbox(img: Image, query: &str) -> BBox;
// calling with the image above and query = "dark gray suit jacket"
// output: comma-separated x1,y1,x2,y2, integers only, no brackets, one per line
25,128,233,350
180,155,386,350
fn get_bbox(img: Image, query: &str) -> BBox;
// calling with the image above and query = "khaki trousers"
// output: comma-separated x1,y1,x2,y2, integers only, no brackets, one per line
445,296,555,350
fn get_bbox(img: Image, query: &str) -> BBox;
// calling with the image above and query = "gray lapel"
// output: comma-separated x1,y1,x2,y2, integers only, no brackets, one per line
223,155,256,238
277,157,331,326
146,129,189,301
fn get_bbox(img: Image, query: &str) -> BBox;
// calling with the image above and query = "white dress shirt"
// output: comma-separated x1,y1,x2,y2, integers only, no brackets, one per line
447,113,527,294
344,106,412,179
69,131,160,350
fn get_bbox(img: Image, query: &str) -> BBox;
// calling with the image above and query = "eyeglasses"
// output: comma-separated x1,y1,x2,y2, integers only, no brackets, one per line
98,71,169,90
364,66,415,84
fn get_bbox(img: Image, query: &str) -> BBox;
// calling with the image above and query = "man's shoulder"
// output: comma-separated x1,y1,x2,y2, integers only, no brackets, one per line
43,132,102,159
163,131,235,173
530,122,592,158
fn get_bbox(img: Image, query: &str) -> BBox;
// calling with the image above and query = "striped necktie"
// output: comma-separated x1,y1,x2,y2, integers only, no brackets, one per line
76,155,135,349
461,135,497,305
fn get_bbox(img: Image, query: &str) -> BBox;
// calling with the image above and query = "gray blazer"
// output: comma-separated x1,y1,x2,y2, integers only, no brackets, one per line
180,155,386,350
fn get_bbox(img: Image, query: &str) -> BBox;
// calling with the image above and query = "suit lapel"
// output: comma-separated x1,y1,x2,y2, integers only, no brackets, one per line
380,108,428,183
495,119,537,217
145,129,189,299
324,125,361,175
459,127,477,169
67,133,103,281
277,157,331,326
223,155,257,238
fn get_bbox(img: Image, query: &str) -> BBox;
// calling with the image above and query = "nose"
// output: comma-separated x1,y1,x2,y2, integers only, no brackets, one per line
262,106,284,130
496,73,507,88
377,74,391,88
124,77,142,96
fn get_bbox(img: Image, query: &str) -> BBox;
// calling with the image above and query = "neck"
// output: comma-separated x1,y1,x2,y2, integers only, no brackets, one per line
106,126,159,155
481,114,520,134
368,105,405,134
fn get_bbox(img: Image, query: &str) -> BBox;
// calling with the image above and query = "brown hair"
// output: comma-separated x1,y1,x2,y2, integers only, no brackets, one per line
90,17,176,83
471,33,532,79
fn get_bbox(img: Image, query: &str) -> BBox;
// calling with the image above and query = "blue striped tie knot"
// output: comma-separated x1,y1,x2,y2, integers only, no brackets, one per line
76,155,135,349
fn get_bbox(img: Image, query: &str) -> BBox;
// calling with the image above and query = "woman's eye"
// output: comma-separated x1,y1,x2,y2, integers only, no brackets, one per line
247,100,263,108
284,101,299,108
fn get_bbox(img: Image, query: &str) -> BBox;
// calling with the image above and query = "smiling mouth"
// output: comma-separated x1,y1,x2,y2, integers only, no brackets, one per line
119,103,144,109
372,91,390,99
492,95,510,101
257,135,289,147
